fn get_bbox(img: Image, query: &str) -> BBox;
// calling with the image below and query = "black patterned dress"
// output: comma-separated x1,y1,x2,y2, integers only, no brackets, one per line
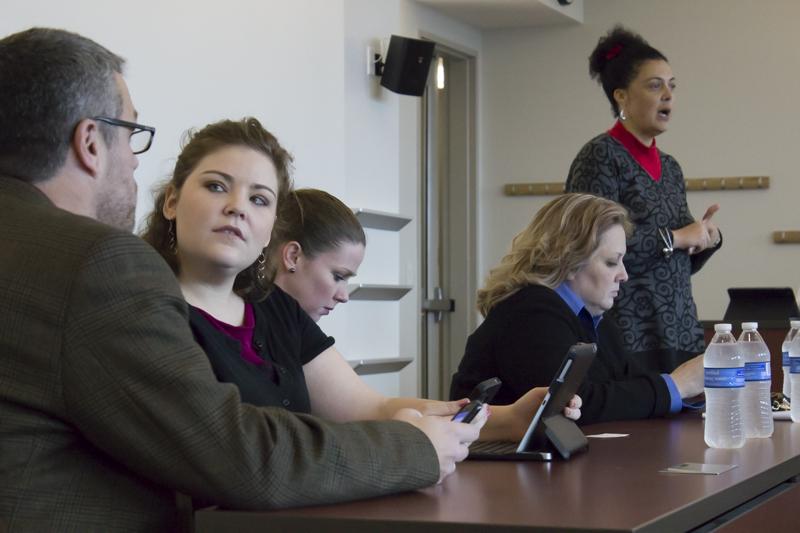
566,132,719,373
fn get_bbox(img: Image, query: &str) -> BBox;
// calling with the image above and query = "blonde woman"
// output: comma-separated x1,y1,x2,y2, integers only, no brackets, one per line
450,193,704,425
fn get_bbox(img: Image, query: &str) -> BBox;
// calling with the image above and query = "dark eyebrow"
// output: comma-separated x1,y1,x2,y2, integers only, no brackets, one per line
337,267,357,277
200,170,277,198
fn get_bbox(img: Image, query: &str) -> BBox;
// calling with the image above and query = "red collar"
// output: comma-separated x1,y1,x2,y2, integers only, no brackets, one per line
608,120,662,181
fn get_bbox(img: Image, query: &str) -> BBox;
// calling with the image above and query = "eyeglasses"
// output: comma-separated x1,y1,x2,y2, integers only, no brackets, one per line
92,116,156,154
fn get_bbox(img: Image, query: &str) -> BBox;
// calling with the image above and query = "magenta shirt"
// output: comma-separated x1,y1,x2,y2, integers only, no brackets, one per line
192,303,264,366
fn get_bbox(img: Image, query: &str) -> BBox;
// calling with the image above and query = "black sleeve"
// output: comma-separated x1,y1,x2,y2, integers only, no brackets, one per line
269,287,334,365
453,288,673,424
664,156,721,274
494,304,586,406
452,288,590,406
576,319,672,425
451,304,581,406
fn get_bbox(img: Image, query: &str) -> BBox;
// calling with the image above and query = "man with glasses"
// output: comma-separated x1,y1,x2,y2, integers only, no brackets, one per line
0,28,475,532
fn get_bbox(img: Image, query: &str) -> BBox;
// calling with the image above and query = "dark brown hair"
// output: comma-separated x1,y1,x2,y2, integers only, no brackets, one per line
141,117,293,300
589,25,667,116
265,188,365,281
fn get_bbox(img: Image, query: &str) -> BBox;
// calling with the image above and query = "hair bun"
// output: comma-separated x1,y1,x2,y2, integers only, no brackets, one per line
588,25,650,80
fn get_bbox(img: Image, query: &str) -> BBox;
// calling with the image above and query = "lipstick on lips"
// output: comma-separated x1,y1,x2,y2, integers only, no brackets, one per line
213,225,244,241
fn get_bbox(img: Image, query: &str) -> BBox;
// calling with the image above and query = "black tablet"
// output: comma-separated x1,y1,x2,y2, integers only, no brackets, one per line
468,342,597,461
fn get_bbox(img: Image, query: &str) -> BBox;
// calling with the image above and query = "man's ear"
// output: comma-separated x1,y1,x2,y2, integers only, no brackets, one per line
282,241,303,270
162,185,179,220
71,118,104,177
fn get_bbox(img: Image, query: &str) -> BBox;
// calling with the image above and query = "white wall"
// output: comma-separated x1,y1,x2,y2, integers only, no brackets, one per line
1,0,348,225
339,0,481,395
480,0,800,321
1,0,480,397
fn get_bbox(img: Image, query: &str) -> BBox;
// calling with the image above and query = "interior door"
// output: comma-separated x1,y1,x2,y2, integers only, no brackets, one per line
420,44,476,400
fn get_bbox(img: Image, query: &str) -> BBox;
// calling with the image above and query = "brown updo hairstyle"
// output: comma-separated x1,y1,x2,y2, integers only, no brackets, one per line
589,25,668,117
141,117,293,300
265,188,366,281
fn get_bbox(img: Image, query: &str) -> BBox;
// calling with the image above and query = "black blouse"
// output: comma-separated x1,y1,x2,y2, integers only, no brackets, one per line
190,286,334,412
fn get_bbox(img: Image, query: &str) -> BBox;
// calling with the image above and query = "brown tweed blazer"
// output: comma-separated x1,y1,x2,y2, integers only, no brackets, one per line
0,177,437,532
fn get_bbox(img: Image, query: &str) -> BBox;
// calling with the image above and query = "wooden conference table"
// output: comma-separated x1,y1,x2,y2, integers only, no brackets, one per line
195,414,800,532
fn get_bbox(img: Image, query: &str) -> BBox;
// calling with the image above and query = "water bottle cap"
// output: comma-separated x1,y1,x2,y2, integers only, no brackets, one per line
714,323,732,332
741,322,758,330
791,320,800,328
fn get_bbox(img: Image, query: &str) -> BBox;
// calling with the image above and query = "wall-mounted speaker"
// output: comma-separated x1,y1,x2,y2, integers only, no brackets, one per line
379,35,436,97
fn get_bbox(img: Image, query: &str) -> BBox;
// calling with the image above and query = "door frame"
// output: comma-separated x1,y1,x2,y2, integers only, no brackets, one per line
418,33,478,399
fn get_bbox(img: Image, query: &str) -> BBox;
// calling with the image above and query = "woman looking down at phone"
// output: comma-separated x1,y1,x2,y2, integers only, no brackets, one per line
265,187,581,440
450,193,704,425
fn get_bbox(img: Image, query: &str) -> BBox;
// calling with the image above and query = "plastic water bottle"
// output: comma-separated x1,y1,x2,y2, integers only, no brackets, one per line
738,323,773,438
781,320,800,399
790,328,800,422
704,323,744,448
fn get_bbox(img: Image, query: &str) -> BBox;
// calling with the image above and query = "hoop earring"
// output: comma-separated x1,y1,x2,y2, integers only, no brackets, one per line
619,109,627,121
257,252,266,281
168,219,177,255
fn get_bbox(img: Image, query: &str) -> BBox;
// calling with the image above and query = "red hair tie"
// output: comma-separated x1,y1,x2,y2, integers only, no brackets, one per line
606,44,623,60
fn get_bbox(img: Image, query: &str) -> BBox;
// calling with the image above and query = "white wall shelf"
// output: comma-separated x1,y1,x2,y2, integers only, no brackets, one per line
347,284,412,301
348,357,413,376
352,208,411,231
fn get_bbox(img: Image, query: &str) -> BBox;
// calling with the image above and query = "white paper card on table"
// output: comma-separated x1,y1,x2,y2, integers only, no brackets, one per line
661,463,736,475
585,433,629,439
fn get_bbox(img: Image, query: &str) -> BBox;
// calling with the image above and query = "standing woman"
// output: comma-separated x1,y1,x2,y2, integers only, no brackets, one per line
566,26,721,373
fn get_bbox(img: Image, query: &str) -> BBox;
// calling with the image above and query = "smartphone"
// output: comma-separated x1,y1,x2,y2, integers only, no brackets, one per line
452,377,502,423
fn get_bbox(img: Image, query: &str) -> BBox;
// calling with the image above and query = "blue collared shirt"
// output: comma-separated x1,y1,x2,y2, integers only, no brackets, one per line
554,282,682,414
554,283,602,340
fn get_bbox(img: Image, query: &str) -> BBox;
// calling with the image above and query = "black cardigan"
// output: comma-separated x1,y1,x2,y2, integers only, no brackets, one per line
189,286,334,412
450,284,672,425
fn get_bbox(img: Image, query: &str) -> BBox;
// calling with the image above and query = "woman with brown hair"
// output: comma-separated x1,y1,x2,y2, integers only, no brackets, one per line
450,193,704,425
265,188,366,322
263,187,581,440
141,121,577,447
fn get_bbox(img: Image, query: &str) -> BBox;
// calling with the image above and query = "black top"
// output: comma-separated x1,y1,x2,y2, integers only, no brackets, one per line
450,284,671,425
566,132,720,371
190,286,334,412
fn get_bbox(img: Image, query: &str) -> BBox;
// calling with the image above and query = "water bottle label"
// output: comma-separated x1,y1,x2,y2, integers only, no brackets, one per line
744,362,771,381
791,357,800,374
704,367,745,388
783,351,790,366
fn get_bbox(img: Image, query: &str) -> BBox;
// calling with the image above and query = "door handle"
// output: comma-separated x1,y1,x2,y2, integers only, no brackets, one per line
422,287,455,322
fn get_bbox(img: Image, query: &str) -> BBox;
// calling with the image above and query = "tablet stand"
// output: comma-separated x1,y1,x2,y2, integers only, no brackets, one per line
542,414,588,459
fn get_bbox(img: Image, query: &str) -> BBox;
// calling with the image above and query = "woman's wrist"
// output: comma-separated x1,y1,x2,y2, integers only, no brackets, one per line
658,227,675,257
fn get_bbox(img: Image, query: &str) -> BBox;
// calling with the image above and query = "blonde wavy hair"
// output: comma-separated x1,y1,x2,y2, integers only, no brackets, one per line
477,193,632,316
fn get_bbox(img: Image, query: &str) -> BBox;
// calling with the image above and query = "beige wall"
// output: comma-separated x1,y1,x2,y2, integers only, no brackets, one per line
479,0,800,321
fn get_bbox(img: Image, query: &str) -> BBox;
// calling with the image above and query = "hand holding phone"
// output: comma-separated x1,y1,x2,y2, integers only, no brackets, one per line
452,377,502,423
